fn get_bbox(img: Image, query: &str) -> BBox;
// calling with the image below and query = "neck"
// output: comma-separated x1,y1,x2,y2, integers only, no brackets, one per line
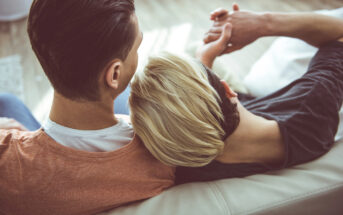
216,99,284,166
49,92,118,130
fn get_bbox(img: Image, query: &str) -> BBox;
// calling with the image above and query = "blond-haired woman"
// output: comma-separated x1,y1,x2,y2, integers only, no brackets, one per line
130,9,343,184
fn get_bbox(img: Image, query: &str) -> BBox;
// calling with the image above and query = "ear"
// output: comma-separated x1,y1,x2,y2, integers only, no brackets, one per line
105,60,122,90
220,80,237,98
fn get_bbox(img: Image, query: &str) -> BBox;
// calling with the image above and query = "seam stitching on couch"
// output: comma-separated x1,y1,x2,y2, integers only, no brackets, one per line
208,182,232,215
239,182,343,215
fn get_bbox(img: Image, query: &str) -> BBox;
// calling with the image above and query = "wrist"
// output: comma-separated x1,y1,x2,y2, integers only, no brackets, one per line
260,12,275,37
199,55,214,69
196,50,215,69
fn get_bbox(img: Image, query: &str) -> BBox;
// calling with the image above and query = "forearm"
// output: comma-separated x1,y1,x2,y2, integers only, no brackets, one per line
262,12,343,47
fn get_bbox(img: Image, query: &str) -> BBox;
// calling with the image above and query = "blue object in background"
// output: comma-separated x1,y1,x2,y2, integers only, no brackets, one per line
0,93,41,131
114,86,131,115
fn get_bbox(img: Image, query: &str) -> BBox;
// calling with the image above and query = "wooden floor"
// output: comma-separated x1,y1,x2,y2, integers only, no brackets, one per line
0,0,342,122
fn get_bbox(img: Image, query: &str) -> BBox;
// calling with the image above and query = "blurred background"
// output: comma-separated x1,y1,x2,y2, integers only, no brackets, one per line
0,0,342,122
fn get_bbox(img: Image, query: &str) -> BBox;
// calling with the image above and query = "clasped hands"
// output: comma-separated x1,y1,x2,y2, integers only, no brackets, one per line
197,3,265,68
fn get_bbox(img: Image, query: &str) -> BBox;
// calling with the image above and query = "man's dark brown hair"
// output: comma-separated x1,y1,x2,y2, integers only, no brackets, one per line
27,0,136,101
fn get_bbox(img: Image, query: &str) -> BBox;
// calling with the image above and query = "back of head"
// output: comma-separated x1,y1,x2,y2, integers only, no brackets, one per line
27,0,136,101
129,52,226,167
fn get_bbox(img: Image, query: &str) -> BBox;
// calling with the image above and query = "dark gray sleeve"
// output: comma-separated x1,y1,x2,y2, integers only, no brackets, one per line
281,40,343,167
305,40,343,85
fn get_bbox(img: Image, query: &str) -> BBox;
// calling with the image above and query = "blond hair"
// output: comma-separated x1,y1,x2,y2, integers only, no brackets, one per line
129,52,225,167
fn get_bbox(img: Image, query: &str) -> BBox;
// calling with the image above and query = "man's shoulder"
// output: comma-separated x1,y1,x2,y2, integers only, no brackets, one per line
0,129,13,143
0,129,40,155
0,129,37,142
0,130,41,183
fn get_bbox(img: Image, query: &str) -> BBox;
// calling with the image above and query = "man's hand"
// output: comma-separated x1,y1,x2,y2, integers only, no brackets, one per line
196,23,233,68
204,5,265,54
206,5,343,49
0,117,28,131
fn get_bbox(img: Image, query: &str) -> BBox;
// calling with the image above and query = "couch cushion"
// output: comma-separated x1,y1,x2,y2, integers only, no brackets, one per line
103,141,343,215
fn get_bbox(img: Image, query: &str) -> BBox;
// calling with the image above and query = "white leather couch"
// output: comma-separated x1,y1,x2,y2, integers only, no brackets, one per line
103,8,343,215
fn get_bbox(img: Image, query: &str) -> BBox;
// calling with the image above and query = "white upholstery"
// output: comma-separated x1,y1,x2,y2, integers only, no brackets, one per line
103,141,343,215
103,8,343,215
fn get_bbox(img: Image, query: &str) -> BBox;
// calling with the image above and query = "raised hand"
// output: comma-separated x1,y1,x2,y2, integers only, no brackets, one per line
204,4,265,54
196,23,233,69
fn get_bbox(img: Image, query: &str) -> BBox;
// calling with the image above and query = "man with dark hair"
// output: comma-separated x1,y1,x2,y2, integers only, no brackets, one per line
0,0,175,214
27,0,138,101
